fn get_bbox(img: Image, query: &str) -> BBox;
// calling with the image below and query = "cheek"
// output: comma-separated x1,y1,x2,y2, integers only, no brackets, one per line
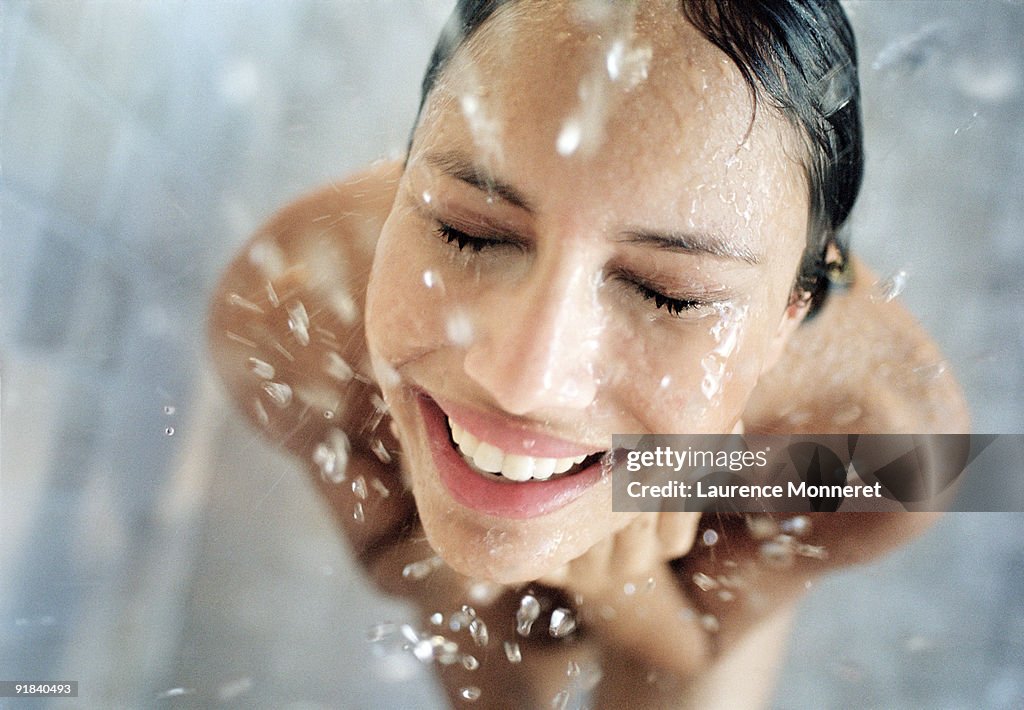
604,302,776,432
365,215,448,367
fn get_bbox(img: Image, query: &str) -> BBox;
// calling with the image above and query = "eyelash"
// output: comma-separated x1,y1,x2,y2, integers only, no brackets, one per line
435,222,508,252
433,221,707,317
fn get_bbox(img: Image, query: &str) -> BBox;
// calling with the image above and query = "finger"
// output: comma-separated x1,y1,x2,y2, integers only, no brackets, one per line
656,511,702,560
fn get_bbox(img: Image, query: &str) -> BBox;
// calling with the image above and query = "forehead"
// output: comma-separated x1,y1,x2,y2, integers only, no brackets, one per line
418,0,807,250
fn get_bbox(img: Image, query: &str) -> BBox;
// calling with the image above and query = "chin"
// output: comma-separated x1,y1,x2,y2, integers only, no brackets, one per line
417,504,590,586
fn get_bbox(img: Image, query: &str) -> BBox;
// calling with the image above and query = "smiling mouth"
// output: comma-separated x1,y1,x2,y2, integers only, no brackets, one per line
444,416,606,482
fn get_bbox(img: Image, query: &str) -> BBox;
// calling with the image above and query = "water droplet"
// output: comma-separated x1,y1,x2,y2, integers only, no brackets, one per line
445,310,475,346
623,582,636,595
352,502,365,524
659,374,672,388
469,618,489,647
367,622,397,642
226,292,264,313
702,528,719,546
156,687,194,699
746,515,778,540
556,119,582,156
692,572,719,592
871,269,909,303
504,641,522,663
795,543,828,560
718,589,736,602
286,301,310,346
402,556,443,581
462,654,480,670
165,427,175,436
779,516,811,536
549,608,576,638
351,475,368,500
248,357,275,380
262,381,293,408
516,594,541,636
163,405,176,415
423,270,440,289
422,191,432,204
370,439,393,464
325,352,354,382
567,660,581,677
551,689,570,710
760,540,794,568
412,639,435,662
460,686,481,702
370,477,391,498
312,429,350,484
700,614,720,633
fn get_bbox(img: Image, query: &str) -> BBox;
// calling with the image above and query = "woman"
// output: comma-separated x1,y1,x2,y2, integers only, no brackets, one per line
208,1,968,706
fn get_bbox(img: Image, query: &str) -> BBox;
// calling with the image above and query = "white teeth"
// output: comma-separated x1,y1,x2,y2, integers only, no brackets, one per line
447,417,593,482
471,441,504,473
502,454,535,482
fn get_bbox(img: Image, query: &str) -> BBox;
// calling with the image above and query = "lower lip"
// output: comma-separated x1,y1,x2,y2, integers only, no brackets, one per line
417,395,606,519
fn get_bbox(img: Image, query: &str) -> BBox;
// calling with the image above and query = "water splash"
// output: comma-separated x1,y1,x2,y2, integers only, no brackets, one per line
469,618,489,647
871,269,909,303
351,475,368,500
779,515,811,536
549,608,577,638
248,357,275,380
692,572,719,592
286,301,310,346
261,381,293,408
504,640,522,663
516,594,541,636
312,428,351,484
402,556,443,582
461,654,480,671
226,292,264,313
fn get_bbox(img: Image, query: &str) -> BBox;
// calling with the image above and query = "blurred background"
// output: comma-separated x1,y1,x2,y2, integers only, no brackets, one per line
1,1,1022,708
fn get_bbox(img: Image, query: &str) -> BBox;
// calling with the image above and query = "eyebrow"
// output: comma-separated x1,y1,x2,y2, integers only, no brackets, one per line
424,152,536,213
619,230,762,265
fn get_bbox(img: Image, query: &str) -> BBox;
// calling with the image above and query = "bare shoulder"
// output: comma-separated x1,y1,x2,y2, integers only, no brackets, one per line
746,256,971,435
207,160,403,452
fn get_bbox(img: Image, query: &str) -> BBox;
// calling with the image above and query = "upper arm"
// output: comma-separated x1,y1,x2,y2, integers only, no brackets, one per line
206,161,413,546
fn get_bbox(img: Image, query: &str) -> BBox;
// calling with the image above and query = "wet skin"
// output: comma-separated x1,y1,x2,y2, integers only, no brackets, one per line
208,3,969,707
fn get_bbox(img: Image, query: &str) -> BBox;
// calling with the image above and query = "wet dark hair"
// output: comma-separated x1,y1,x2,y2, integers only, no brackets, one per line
413,0,864,316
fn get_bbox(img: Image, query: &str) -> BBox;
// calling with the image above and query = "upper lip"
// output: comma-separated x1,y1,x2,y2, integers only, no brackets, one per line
425,392,607,460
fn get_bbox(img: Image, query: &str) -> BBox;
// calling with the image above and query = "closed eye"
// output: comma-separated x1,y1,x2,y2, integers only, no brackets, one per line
630,281,707,316
436,222,519,253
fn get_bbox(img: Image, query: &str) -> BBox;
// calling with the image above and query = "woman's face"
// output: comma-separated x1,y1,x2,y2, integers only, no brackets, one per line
365,1,809,583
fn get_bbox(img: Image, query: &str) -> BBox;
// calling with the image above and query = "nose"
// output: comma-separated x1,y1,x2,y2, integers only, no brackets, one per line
462,260,601,415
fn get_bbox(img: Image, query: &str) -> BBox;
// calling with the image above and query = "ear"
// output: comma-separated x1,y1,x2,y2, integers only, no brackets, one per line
761,294,810,375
